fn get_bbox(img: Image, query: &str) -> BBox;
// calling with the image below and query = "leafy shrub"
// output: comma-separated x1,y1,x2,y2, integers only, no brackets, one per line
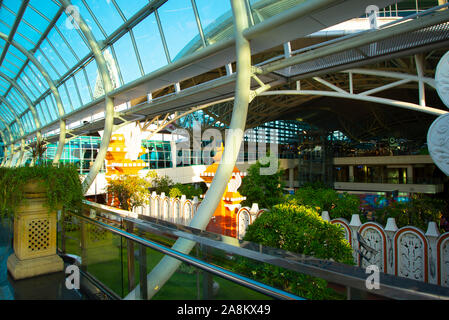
375,195,445,231
290,184,360,221
106,174,152,211
150,175,174,195
234,202,354,299
0,164,84,218
239,159,285,209
169,183,203,199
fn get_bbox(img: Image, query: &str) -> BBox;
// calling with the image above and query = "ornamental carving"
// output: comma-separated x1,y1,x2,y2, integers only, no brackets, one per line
427,113,449,176
440,238,449,287
397,232,425,281
360,228,384,272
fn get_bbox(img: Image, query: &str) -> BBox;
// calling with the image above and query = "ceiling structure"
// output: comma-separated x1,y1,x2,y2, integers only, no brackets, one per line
0,0,448,166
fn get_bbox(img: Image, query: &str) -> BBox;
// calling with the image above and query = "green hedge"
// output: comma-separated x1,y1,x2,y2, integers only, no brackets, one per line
234,202,354,299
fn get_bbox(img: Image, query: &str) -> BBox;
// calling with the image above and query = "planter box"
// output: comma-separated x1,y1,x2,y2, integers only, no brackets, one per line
7,181,63,280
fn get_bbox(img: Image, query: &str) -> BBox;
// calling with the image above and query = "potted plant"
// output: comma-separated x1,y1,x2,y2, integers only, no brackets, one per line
0,164,84,280
29,137,48,166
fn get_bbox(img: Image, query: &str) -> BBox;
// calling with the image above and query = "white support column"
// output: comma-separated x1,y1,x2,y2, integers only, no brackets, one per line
349,165,354,182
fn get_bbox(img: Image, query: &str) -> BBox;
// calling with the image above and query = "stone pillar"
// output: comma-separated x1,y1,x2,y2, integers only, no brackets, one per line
348,165,354,182
321,211,330,222
349,214,362,265
7,181,64,280
384,217,398,275
406,165,413,184
425,221,440,284
288,167,294,188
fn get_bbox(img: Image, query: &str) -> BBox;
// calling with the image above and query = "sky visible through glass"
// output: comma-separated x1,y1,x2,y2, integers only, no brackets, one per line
0,0,235,141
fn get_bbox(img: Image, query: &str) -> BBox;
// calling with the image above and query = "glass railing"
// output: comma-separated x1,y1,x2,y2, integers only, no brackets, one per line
57,206,297,300
56,201,449,300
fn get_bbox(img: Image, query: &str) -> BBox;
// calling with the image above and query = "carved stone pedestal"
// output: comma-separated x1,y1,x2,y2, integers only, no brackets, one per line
7,183,63,280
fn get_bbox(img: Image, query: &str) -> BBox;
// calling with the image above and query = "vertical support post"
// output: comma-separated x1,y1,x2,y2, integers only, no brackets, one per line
139,242,148,299
80,219,88,273
125,220,135,292
60,0,115,194
201,243,213,299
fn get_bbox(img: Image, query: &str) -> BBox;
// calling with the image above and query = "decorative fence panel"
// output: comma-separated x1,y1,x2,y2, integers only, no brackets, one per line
132,193,449,288
322,212,449,287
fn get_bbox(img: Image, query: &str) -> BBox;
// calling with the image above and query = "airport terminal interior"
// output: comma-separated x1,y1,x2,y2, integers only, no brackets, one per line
1,0,449,301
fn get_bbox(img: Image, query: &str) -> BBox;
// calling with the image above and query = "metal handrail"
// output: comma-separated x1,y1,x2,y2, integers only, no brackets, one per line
80,200,449,300
68,209,303,300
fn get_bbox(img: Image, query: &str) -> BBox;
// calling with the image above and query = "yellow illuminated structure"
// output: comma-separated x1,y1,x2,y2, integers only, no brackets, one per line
201,144,246,238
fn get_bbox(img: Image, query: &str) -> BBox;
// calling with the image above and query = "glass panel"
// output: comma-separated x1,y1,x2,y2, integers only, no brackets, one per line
70,0,106,40
132,14,167,74
74,70,91,106
196,0,233,46
39,39,68,76
35,49,59,79
112,32,141,84
55,14,90,61
83,0,123,36
158,0,200,61
114,0,148,20
36,103,48,125
58,83,73,113
16,19,41,46
28,62,49,91
84,59,99,99
23,2,50,33
65,76,82,111
47,29,78,68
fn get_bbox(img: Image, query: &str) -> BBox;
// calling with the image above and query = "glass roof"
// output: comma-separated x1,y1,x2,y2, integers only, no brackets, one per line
0,0,306,145
0,0,430,148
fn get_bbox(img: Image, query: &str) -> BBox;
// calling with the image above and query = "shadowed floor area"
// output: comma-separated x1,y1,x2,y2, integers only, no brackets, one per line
5,263,85,300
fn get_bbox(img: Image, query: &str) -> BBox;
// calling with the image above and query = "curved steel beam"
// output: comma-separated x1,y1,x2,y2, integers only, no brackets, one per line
60,0,115,194
0,130,7,167
0,32,66,165
259,90,448,116
125,0,253,300
0,97,26,167
0,72,42,135
0,117,14,167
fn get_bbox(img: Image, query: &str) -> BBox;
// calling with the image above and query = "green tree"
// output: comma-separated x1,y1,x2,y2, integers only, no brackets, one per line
290,183,360,221
106,173,152,211
150,175,174,195
235,202,354,299
239,159,285,209
169,183,203,199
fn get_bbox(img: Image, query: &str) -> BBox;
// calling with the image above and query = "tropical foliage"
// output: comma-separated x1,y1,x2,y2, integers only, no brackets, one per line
0,164,84,219
169,183,203,199
234,202,354,299
106,173,152,211
290,182,361,221
375,195,446,231
239,159,285,209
